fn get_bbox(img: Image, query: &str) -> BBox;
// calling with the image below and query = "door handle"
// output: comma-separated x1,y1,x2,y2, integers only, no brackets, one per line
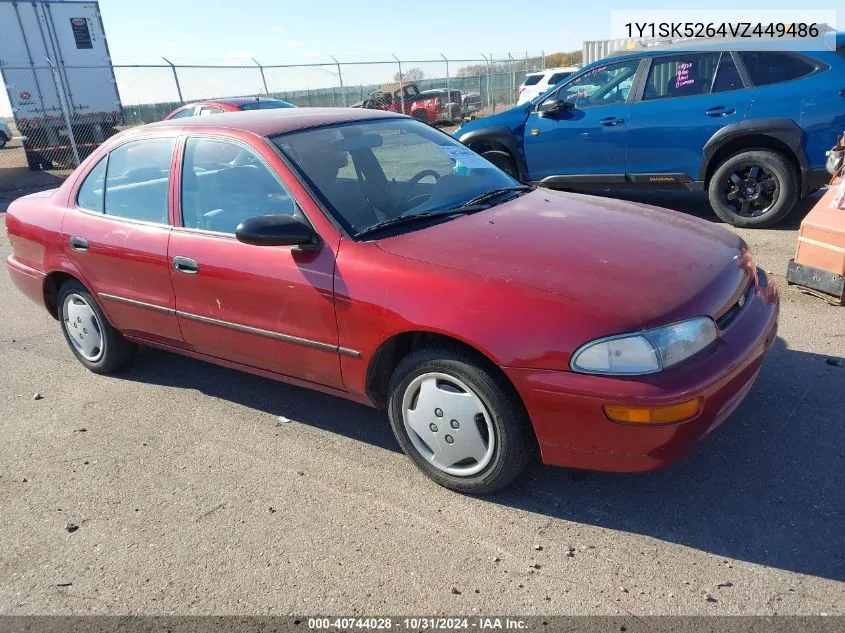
69,236,88,252
600,117,625,127
705,106,736,117
172,256,199,274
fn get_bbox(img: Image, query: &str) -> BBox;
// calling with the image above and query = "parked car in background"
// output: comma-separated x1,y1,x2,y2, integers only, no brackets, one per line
456,40,845,228
517,67,579,105
358,83,455,125
6,108,779,494
418,89,463,124
462,92,483,117
0,120,11,149
165,97,296,120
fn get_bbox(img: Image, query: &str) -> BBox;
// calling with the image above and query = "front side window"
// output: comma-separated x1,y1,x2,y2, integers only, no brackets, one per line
643,53,721,100
181,137,296,234
739,52,817,86
273,119,520,237
542,59,640,108
76,156,107,212
103,137,175,224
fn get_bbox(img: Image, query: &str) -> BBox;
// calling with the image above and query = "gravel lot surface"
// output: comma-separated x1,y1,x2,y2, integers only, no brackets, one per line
1,187,843,616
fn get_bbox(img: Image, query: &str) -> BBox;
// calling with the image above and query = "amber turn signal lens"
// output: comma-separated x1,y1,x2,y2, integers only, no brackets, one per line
603,398,702,424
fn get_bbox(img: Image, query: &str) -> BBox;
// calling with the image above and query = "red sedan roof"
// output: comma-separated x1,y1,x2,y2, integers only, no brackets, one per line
149,107,404,136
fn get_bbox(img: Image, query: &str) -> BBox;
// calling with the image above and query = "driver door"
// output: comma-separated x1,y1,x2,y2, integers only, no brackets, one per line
522,58,644,182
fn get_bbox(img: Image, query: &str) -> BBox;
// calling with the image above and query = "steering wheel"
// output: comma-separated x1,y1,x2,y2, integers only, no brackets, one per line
399,169,441,211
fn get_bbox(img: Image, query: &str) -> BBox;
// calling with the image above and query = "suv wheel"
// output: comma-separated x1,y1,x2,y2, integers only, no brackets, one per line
708,149,798,228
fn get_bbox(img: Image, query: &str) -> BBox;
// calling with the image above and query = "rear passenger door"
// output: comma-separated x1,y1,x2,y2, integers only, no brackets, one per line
625,52,754,182
168,135,344,389
62,136,183,344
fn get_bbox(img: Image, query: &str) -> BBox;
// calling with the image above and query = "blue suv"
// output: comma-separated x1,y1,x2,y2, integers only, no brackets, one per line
454,39,845,227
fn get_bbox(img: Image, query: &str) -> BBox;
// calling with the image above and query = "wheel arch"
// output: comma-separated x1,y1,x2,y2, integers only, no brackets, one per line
365,330,523,410
701,119,806,193
43,271,86,320
457,126,529,181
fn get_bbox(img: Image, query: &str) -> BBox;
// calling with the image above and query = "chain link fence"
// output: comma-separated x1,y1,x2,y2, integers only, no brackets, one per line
1,53,554,177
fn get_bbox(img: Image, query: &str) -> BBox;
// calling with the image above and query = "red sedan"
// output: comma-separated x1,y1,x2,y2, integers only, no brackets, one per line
165,96,296,120
4,108,779,494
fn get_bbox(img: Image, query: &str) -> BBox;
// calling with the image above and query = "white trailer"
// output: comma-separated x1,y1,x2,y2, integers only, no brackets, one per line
0,0,122,169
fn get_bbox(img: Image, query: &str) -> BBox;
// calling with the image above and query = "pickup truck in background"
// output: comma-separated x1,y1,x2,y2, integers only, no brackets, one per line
0,0,123,170
355,82,461,125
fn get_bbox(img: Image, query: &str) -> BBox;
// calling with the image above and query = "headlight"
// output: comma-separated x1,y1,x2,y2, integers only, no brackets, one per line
570,317,717,376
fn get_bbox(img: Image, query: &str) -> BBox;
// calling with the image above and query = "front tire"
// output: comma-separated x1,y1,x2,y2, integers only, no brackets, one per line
707,149,798,228
387,347,536,494
480,149,519,180
58,280,137,374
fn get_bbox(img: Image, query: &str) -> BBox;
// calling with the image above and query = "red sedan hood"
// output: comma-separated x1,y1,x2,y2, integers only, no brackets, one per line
375,190,752,330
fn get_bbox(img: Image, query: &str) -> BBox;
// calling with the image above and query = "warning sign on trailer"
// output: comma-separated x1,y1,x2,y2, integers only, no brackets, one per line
70,17,93,49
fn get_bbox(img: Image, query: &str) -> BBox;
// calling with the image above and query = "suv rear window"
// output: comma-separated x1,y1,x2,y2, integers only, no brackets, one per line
739,52,817,86
523,74,543,86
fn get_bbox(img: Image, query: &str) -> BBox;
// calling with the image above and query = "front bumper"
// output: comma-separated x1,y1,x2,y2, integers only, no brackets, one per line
504,272,780,473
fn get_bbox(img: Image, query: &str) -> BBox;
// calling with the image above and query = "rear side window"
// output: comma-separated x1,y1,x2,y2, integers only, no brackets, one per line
77,156,107,212
104,138,175,224
240,100,295,111
523,74,543,86
548,72,572,85
711,53,744,93
739,52,817,86
170,107,196,119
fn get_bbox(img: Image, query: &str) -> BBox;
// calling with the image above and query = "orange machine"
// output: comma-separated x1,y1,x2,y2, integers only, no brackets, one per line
786,177,845,304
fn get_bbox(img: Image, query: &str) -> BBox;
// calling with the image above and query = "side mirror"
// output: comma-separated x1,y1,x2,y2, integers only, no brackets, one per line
537,98,576,115
235,214,320,250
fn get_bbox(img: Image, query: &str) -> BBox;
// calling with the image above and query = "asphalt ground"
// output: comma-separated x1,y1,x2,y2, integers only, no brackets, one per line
0,187,843,616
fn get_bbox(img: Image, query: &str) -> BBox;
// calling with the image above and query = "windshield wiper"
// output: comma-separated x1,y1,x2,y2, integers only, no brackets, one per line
459,185,534,208
354,206,488,239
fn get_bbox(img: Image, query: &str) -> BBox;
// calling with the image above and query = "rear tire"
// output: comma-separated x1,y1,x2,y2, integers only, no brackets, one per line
707,149,798,228
387,346,536,495
481,149,519,180
57,280,137,374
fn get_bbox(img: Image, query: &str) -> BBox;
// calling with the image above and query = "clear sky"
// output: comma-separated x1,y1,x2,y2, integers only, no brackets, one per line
1,0,841,116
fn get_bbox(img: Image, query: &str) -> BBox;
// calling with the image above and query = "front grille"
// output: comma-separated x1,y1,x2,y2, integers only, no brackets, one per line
716,280,754,330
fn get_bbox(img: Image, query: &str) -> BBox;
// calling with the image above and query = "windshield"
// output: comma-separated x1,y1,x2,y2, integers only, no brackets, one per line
272,118,520,237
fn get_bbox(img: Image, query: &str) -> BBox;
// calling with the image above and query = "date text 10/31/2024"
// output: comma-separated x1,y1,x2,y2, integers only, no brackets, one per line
307,617,529,630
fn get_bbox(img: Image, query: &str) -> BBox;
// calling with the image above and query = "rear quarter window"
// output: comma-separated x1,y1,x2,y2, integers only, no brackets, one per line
739,52,818,86
522,74,543,86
